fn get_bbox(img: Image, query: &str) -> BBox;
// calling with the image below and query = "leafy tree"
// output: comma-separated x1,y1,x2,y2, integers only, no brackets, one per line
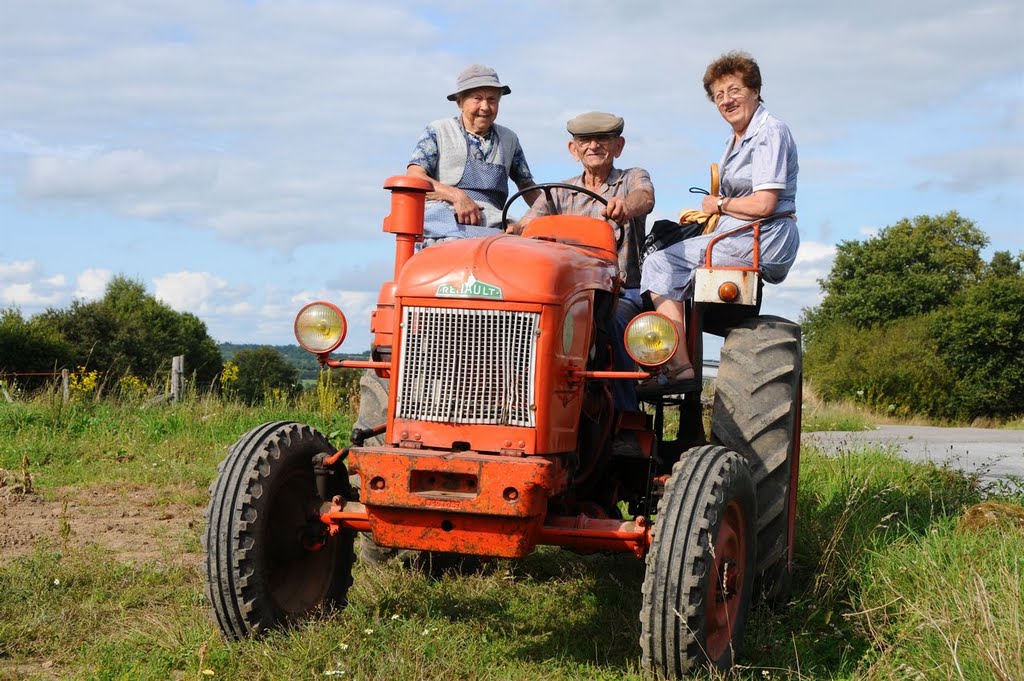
804,314,953,419
931,258,1024,420
30,276,222,385
803,216,1021,421
230,346,299,403
0,308,70,374
985,250,1022,278
803,211,987,339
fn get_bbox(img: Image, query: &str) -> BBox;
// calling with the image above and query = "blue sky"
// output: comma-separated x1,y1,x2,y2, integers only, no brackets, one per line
1,1,1021,353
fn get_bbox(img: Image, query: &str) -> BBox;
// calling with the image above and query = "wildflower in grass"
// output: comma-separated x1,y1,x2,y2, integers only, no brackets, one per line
219,361,239,397
53,578,60,586
363,628,373,635
264,387,287,408
338,643,349,651
69,367,100,401
118,374,148,401
391,613,401,620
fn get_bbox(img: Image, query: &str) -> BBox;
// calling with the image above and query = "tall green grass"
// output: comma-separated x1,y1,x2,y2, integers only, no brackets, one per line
1,398,1021,679
0,389,354,496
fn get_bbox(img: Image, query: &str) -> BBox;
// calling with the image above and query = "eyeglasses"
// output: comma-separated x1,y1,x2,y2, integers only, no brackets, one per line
712,86,746,105
573,135,618,147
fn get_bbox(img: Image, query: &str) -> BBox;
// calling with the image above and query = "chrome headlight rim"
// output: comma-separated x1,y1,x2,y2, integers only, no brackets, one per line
623,311,679,367
294,301,348,354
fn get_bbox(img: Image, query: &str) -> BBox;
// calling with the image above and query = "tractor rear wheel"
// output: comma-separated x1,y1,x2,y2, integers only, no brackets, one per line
204,421,354,640
711,315,801,604
355,369,389,446
640,445,756,676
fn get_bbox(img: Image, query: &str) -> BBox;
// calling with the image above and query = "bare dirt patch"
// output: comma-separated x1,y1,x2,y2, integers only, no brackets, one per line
0,479,205,568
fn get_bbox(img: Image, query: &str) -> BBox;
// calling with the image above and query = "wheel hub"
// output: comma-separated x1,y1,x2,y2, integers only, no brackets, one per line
717,559,738,601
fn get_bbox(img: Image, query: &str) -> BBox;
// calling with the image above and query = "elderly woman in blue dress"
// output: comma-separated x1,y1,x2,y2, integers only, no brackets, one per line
641,51,800,387
407,64,537,243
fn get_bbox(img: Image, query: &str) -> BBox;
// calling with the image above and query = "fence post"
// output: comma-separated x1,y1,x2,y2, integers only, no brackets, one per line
170,355,184,402
62,369,70,402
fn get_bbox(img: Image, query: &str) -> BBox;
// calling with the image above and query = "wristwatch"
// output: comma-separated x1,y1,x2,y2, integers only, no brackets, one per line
716,197,725,213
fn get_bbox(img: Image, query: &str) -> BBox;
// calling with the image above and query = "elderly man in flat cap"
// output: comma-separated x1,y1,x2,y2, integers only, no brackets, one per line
512,112,654,308
513,112,655,413
407,64,538,246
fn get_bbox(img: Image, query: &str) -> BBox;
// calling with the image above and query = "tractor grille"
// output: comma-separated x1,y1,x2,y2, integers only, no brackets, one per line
396,306,538,427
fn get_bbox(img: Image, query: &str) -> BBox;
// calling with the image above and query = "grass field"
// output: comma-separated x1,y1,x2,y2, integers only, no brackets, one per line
1,394,1021,680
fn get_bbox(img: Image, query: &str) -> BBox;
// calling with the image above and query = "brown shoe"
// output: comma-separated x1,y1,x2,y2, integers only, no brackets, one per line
637,362,698,398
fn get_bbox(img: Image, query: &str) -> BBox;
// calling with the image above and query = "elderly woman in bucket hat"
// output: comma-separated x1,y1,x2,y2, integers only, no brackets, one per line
407,64,538,244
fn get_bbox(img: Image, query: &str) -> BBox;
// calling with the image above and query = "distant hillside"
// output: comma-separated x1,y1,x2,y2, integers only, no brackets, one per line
219,343,370,382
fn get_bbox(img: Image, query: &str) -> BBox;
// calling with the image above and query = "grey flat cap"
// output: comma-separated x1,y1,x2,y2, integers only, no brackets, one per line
567,112,625,136
447,64,511,101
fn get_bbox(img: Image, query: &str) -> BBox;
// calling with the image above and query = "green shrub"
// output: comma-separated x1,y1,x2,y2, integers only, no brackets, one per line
805,315,953,419
932,270,1024,420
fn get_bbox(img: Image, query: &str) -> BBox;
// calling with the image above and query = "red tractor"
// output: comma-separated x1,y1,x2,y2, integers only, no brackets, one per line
204,175,802,676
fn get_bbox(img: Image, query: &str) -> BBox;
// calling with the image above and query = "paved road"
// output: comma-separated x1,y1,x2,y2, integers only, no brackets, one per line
803,425,1024,482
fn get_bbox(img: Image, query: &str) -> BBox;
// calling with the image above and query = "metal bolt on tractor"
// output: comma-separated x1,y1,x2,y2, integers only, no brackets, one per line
204,175,802,676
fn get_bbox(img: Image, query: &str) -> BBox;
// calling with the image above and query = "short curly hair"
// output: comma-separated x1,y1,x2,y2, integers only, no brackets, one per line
703,51,763,103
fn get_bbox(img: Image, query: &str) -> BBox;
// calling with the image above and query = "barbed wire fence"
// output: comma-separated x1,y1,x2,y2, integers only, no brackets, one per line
0,355,186,404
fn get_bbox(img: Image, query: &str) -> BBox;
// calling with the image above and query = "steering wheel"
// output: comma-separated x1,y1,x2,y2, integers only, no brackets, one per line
501,182,625,252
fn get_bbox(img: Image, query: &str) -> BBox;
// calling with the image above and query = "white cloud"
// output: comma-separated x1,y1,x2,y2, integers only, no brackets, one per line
0,281,64,307
153,271,230,314
913,144,1024,193
0,260,65,308
763,240,835,322
0,259,39,282
24,150,217,200
74,268,112,300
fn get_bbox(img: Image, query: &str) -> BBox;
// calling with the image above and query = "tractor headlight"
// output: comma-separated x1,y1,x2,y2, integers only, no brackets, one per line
294,302,347,354
624,312,679,366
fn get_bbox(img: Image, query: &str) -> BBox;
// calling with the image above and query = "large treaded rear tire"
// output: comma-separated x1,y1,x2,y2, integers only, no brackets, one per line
711,316,801,604
204,421,354,640
640,445,756,676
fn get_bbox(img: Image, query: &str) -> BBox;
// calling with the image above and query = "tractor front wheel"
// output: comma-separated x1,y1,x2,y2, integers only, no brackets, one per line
640,445,756,676
204,421,355,640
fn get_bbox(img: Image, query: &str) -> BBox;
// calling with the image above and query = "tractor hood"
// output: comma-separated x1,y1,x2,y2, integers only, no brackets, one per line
396,233,618,304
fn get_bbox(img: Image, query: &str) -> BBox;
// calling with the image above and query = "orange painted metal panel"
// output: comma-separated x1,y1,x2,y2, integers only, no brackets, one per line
349,446,567,513
368,508,541,557
521,215,618,263
347,446,569,557
395,233,617,305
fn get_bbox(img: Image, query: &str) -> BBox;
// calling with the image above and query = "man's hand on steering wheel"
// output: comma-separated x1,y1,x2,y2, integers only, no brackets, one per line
501,182,626,252
601,196,630,224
